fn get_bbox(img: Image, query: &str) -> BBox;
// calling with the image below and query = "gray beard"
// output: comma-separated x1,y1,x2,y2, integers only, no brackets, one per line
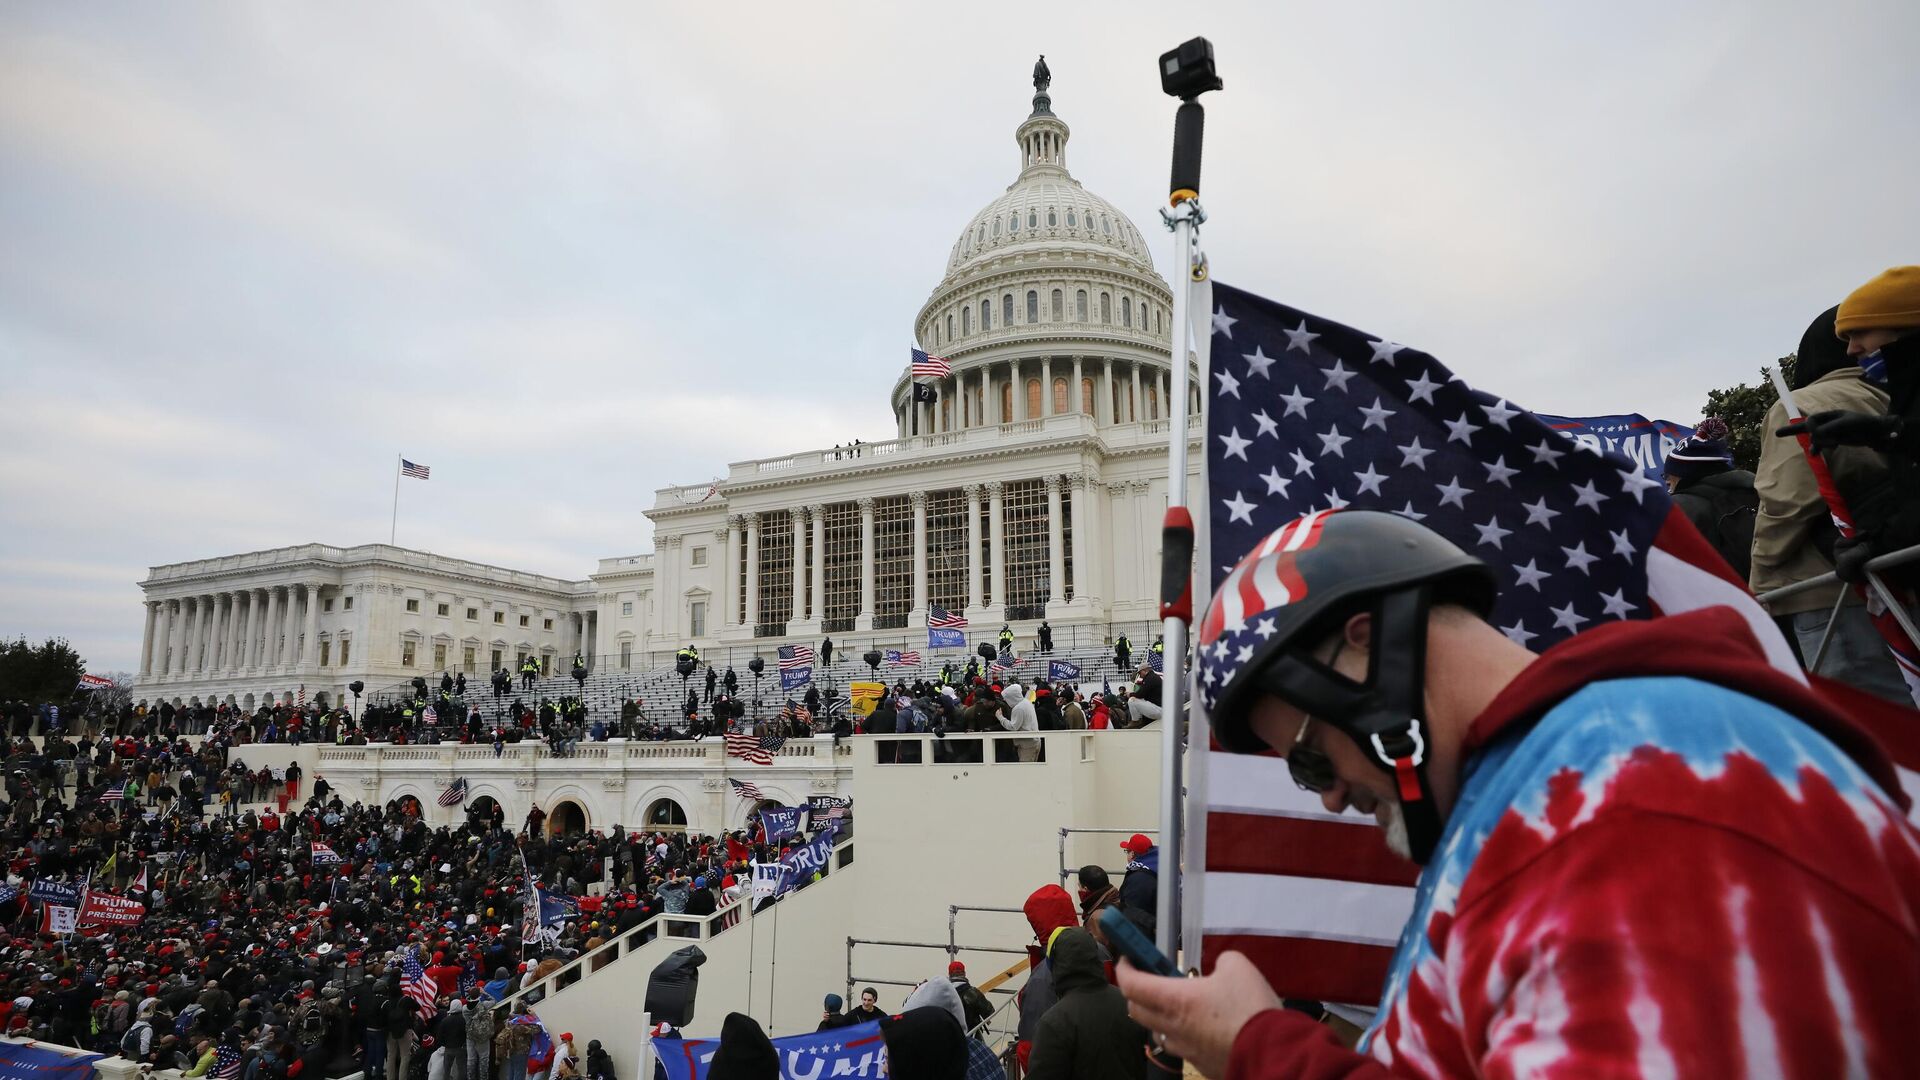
1381,801,1412,861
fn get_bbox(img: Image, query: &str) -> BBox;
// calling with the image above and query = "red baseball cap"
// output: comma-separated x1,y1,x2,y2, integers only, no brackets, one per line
1121,834,1153,855
947,961,965,976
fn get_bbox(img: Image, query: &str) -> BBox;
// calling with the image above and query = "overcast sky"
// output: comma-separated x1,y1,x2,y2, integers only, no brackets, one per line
3,2,1916,675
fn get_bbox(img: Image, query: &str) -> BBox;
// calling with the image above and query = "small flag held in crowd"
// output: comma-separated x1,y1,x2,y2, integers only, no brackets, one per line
1147,650,1164,674
97,787,123,804
401,459,432,480
310,843,344,866
990,654,1019,673
729,777,765,802
401,946,438,1016
1047,659,1081,682
438,777,469,807
910,347,953,379
884,649,921,667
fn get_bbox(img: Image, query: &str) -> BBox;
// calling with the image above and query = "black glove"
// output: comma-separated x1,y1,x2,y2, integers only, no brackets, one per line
1776,410,1906,454
1832,533,1876,587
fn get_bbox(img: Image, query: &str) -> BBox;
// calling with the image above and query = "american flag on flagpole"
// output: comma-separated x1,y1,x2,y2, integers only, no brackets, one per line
728,777,764,802
884,649,922,666
400,946,438,1016
97,787,123,804
1190,280,1823,1008
401,459,431,480
910,347,953,379
724,734,782,765
438,777,468,807
928,605,968,630
777,645,816,671
989,654,1019,673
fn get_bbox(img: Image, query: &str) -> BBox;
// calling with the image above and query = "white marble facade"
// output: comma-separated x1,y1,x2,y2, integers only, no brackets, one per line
135,75,1199,708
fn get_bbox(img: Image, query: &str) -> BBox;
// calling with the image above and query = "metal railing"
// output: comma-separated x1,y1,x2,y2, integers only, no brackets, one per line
1753,543,1920,676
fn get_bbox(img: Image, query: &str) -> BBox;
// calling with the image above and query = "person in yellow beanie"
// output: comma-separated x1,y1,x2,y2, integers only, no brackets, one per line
1777,267,1920,601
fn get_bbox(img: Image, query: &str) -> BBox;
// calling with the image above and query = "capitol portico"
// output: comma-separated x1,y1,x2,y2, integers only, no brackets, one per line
134,72,1199,710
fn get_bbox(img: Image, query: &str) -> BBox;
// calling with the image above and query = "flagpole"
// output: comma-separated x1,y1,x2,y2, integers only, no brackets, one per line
391,454,402,545
1152,38,1221,967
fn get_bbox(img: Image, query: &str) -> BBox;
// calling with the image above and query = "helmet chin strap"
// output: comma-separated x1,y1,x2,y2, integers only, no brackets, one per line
1362,587,1446,865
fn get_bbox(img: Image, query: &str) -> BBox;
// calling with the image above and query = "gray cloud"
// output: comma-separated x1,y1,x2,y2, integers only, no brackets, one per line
3,1,1916,673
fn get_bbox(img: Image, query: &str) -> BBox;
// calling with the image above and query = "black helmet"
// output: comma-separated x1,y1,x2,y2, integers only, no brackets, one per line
1198,510,1494,859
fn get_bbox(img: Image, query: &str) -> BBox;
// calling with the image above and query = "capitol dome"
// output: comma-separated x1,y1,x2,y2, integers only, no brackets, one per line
896,69,1179,436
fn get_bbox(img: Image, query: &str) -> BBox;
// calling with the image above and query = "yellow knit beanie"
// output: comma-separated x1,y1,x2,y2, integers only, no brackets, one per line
1835,266,1920,336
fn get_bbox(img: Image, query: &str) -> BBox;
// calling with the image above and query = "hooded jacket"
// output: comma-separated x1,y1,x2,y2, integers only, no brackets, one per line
1224,606,1920,1079
705,1012,778,1080
1016,886,1079,1067
881,1005,967,1080
999,686,1038,734
1024,929,1150,1080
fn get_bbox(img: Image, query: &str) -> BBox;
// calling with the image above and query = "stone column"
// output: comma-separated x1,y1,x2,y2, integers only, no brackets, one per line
745,516,761,630
1164,370,1173,421
857,498,875,630
278,586,296,668
963,485,984,612
986,481,1005,611
183,596,203,673
1130,363,1142,423
1070,475,1092,603
209,593,228,673
1041,357,1053,416
304,583,322,666
164,599,184,676
262,587,282,670
1014,359,1027,421
1044,476,1065,606
1101,359,1113,425
909,491,929,621
789,508,807,626
1072,357,1084,416
139,601,160,677
726,517,745,629
240,591,258,670
809,504,826,620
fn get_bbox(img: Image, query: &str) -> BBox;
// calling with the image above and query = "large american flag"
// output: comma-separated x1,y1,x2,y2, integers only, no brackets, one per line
214,1043,243,1080
777,644,815,671
728,777,764,802
1192,281,1810,1008
437,777,468,807
910,348,953,379
723,733,779,765
928,604,967,629
401,458,431,480
400,946,438,1017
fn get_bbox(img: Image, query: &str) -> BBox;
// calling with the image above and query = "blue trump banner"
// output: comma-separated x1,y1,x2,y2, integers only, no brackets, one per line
761,806,804,845
1538,413,1694,481
779,665,812,691
28,880,80,905
0,1041,101,1080
1047,659,1081,682
653,1020,886,1079
775,827,837,897
928,627,965,650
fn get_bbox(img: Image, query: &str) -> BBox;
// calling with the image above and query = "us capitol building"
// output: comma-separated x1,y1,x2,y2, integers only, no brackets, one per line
134,71,1201,713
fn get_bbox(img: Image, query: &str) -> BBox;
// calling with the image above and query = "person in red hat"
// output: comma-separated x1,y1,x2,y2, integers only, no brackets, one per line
1116,834,1158,937
947,961,992,1034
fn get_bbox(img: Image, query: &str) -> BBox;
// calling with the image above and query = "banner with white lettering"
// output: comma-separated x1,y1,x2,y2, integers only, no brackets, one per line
43,904,77,935
750,862,785,902
1537,413,1694,481
761,807,804,845
928,627,966,650
774,829,836,897
27,880,81,905
77,890,144,927
652,1019,886,1079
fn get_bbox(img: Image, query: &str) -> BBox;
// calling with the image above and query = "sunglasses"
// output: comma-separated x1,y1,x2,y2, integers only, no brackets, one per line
1284,641,1343,795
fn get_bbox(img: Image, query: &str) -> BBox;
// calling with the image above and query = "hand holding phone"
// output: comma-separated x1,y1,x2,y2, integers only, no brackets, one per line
1098,906,1180,978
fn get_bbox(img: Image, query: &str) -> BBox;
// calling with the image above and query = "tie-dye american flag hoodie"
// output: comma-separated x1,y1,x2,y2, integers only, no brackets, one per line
1226,606,1920,1079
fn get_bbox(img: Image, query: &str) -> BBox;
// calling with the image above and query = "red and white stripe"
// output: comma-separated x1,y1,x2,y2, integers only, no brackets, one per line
1199,509,1328,647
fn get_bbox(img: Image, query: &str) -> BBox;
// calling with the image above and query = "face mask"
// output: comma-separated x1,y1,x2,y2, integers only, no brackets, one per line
1861,350,1889,385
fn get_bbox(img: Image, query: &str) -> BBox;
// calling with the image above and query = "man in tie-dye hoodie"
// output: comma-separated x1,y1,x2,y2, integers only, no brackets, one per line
1120,510,1920,1078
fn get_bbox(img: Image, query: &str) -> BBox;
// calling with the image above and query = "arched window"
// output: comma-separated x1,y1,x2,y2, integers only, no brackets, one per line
1147,383,1160,420
1121,296,1132,327
962,307,971,334
981,300,992,331
1028,210,1038,229
1067,210,1078,227
1075,290,1088,321
1154,309,1161,335
946,314,954,340
1101,215,1112,235
1000,381,1013,422
1081,377,1096,415
1025,378,1043,418
1100,292,1112,323
1003,293,1014,325
1009,213,1019,233
992,219,1001,237
1053,377,1069,414
1026,290,1039,323
1050,289,1063,320
977,226,985,245
1047,209,1058,227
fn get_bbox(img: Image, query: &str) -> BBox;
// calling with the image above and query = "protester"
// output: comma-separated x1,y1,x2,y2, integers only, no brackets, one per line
1024,928,1149,1080
1118,509,1920,1077
947,961,993,1035
1014,885,1079,1072
1752,305,1909,699
1663,417,1757,580
817,993,851,1031
705,1013,778,1080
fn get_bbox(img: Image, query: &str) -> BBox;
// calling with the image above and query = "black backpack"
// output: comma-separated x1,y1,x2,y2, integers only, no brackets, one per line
1682,474,1758,582
121,1021,149,1058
